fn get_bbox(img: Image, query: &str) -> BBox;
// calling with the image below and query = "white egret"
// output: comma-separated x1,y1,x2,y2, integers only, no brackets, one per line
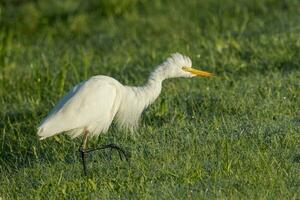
37,53,213,175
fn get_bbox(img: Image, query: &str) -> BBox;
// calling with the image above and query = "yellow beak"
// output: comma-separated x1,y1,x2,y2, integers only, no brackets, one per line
182,66,214,77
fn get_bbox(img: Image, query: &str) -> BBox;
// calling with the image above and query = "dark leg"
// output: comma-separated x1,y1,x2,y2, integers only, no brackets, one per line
86,143,129,162
79,130,129,176
79,129,89,176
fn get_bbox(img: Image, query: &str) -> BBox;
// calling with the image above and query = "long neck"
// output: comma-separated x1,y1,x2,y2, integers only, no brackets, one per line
130,67,165,108
116,66,168,130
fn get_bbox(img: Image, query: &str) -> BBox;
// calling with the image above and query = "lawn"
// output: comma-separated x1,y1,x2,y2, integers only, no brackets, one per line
0,0,300,199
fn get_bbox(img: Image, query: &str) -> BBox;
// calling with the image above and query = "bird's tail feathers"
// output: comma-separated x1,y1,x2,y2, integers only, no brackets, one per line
37,126,60,140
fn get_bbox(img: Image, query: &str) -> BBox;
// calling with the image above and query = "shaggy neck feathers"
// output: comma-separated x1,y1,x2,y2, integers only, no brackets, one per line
116,66,166,131
116,52,192,131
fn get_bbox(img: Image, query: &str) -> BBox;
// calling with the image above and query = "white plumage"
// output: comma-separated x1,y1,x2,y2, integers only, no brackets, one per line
37,53,213,140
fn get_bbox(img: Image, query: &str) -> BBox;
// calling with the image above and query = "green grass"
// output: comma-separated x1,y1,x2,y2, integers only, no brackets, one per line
1,0,300,199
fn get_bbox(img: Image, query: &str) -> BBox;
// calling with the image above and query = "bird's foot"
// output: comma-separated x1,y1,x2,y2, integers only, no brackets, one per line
79,143,129,176
86,143,130,162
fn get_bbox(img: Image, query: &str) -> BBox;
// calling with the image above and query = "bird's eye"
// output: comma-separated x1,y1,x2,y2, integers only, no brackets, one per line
182,66,189,71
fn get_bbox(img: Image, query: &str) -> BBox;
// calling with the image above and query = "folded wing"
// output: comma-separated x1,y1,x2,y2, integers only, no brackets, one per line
37,76,121,139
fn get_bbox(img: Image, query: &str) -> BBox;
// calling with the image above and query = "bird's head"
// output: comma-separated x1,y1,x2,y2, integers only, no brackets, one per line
160,53,214,79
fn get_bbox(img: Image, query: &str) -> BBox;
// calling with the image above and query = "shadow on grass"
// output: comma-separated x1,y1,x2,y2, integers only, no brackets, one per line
0,109,132,173
293,154,300,164
0,109,79,172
